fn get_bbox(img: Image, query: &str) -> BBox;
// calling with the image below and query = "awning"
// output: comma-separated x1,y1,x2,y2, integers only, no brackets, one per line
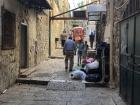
18,0,52,10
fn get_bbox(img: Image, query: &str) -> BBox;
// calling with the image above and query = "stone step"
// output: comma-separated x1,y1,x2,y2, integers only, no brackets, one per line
19,67,38,78
16,78,49,85
16,77,108,89
82,80,108,87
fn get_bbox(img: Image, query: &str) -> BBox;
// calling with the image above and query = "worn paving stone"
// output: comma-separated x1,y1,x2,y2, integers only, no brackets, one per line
46,81,85,91
66,91,85,99
0,84,126,105
0,99,22,105
18,100,67,105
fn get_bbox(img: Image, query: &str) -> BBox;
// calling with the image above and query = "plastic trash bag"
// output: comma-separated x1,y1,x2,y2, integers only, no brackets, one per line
85,74,101,82
85,60,99,70
82,57,94,64
70,70,86,80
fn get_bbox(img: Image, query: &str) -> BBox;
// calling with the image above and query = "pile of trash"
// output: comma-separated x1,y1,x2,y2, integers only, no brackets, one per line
70,56,101,82
70,42,110,83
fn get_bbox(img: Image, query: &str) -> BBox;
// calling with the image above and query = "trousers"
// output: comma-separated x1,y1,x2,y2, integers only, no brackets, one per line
65,51,74,70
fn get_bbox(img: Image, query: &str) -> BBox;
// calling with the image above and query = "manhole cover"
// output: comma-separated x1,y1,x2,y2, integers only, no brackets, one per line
46,80,85,91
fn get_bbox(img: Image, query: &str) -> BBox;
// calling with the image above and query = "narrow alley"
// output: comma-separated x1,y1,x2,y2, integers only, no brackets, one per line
0,0,140,105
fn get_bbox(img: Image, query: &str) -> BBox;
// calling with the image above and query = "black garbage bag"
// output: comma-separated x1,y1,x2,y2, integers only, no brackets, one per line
85,74,101,82
86,69,99,74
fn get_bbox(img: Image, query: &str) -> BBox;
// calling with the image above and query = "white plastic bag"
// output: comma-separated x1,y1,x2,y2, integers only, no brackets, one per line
85,60,99,70
70,70,86,80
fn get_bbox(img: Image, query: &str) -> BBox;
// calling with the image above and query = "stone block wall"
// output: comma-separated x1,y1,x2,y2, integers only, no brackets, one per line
106,0,128,87
49,0,70,57
28,9,37,67
0,0,20,93
0,0,70,92
112,0,128,86
36,14,49,63
0,0,51,92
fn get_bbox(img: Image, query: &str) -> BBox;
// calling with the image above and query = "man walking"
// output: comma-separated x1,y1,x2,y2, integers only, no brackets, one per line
61,30,67,47
63,36,76,72
77,39,84,66
89,32,95,49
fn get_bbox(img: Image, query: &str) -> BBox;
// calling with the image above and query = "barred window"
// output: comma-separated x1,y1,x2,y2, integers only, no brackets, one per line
1,8,16,50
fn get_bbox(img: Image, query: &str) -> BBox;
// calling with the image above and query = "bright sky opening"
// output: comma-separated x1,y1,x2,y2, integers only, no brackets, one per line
68,0,83,9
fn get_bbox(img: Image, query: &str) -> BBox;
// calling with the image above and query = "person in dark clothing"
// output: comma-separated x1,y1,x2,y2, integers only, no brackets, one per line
89,32,95,49
83,41,89,59
77,39,84,66
61,30,67,47
63,36,76,72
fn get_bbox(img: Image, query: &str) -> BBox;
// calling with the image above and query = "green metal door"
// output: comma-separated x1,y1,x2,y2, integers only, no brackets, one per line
127,17,134,105
133,14,140,105
120,17,134,105
120,14,140,105
120,20,128,101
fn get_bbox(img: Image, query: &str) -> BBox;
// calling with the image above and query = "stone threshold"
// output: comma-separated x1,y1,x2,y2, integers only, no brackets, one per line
82,80,108,87
16,78,108,88
16,78,49,85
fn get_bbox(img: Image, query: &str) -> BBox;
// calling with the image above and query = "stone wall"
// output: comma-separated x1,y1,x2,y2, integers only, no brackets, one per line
0,0,70,92
112,0,128,86
49,0,70,57
106,0,128,87
36,14,49,64
0,0,51,92
0,0,20,93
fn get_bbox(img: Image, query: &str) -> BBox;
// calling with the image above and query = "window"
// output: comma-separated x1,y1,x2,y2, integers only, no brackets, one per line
73,11,86,18
2,8,16,50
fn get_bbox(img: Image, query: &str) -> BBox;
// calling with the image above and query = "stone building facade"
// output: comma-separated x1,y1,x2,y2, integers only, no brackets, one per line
107,0,140,104
49,0,70,57
0,0,71,92
0,0,51,93
105,0,128,87
112,0,128,87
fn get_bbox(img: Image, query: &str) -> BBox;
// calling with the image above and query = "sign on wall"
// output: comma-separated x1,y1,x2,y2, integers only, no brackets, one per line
88,12,100,21
73,10,86,18
87,4,106,12
87,4,106,21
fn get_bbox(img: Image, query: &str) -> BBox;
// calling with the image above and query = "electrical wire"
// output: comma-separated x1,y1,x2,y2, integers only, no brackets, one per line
115,0,129,10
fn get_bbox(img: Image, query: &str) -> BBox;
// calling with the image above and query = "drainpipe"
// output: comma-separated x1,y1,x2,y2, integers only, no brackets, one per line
49,11,51,57
109,0,115,88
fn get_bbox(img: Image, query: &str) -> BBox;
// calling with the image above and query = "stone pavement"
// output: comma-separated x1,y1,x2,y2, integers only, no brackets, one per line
0,49,126,105
0,84,125,105
0,57,126,105
23,54,79,81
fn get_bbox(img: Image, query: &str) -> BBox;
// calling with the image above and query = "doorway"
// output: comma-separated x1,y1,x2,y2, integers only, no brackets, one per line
20,24,28,68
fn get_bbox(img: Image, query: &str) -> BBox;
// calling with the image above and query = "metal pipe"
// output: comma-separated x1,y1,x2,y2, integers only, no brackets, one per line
49,11,51,57
51,17,88,20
